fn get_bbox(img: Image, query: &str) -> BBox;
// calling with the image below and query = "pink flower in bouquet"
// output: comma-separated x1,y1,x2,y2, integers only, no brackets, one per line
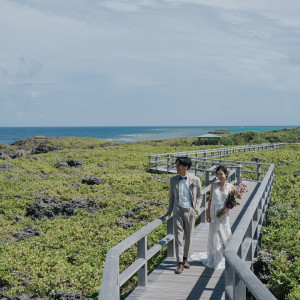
217,183,248,218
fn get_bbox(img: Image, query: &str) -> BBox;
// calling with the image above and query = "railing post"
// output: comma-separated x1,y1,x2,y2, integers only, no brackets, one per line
253,208,259,258
202,157,206,171
171,155,175,171
195,160,199,176
201,194,207,223
257,164,261,181
149,156,152,170
234,274,246,300
167,156,170,173
237,165,242,185
167,217,175,258
137,236,147,287
225,261,234,300
205,169,210,187
155,156,159,171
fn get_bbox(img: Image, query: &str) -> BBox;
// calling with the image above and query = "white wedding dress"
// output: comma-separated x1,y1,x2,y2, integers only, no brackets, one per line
191,181,233,269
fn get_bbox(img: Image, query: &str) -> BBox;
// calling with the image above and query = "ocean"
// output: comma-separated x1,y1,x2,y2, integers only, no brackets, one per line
0,126,297,145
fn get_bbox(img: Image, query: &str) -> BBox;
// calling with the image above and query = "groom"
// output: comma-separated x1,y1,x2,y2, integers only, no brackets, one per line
163,156,202,274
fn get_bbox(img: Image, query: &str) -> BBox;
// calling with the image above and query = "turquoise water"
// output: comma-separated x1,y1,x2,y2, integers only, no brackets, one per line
0,126,297,145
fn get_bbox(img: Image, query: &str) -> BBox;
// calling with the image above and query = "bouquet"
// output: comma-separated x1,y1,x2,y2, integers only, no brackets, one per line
216,183,247,218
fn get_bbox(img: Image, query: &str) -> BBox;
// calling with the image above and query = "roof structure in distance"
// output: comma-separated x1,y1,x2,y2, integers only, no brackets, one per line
197,133,221,138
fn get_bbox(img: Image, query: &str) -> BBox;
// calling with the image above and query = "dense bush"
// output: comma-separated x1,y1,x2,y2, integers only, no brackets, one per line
221,127,300,145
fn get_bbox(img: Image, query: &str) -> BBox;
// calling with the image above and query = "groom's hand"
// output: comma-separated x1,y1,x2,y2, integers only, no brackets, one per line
162,211,171,219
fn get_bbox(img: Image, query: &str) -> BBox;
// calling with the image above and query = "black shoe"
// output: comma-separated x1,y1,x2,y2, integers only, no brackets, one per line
183,259,190,269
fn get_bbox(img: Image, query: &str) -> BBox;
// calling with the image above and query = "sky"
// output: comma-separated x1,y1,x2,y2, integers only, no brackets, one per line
0,0,300,127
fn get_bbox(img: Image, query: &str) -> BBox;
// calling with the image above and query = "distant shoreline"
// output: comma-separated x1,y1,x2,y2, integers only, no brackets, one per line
0,126,298,145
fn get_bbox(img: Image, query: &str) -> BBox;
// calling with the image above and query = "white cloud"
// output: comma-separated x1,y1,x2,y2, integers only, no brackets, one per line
0,0,299,126
29,90,42,99
99,0,157,12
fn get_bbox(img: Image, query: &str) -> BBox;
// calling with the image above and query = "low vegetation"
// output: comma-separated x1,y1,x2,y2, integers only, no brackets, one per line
0,128,299,299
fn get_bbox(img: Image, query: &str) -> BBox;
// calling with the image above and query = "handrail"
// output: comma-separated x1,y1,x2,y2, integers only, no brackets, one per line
225,251,276,300
99,217,166,299
223,164,276,299
149,143,284,175
151,157,270,185
149,143,285,157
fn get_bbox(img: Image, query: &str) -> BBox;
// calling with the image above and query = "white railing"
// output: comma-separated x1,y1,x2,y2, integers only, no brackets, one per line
149,143,284,174
224,165,276,300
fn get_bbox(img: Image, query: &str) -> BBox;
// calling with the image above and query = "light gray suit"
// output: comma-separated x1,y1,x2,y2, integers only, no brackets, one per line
168,174,202,262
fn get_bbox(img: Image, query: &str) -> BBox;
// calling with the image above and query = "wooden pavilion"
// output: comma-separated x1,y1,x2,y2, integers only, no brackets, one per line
197,133,221,145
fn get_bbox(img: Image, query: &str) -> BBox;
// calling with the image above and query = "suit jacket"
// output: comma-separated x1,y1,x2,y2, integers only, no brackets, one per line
168,174,202,216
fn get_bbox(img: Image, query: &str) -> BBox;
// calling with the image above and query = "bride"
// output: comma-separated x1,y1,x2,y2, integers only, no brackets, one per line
191,165,235,269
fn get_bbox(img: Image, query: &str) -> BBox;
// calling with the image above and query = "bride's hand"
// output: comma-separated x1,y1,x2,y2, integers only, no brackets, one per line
217,208,230,218
206,214,211,222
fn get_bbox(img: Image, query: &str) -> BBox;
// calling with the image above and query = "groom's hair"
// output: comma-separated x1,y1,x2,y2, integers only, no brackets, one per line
175,157,192,169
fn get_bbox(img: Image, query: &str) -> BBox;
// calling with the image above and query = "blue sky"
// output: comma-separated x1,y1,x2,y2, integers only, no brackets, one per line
1,0,300,126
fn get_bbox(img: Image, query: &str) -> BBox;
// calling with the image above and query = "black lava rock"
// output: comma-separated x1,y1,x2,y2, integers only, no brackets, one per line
55,160,84,168
51,290,93,300
26,196,105,220
97,163,109,167
252,250,275,283
66,159,84,167
118,218,136,229
12,216,24,223
124,211,135,218
4,294,41,300
13,226,43,241
294,170,300,178
251,157,265,163
32,144,59,154
81,176,104,185
100,143,120,148
55,161,69,168
0,163,13,169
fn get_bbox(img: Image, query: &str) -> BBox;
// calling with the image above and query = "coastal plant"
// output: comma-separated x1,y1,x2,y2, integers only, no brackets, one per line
0,130,299,299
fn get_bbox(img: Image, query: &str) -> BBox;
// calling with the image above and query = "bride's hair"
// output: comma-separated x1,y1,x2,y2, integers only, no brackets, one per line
216,165,229,178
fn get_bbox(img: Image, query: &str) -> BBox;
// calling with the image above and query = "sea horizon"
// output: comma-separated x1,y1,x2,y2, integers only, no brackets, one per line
0,125,298,145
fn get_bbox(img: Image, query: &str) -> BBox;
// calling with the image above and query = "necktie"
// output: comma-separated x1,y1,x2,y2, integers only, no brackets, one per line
179,176,187,181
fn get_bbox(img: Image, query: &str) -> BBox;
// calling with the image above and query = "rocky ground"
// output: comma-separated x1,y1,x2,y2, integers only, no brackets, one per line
26,195,108,220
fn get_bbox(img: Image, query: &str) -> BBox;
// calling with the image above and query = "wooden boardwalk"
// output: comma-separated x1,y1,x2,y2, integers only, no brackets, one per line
149,166,196,175
127,180,259,300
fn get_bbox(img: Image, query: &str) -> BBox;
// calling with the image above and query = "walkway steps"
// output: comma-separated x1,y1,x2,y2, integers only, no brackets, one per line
127,180,258,300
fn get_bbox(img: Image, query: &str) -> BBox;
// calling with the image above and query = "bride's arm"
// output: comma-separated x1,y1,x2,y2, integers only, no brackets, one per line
206,183,213,222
